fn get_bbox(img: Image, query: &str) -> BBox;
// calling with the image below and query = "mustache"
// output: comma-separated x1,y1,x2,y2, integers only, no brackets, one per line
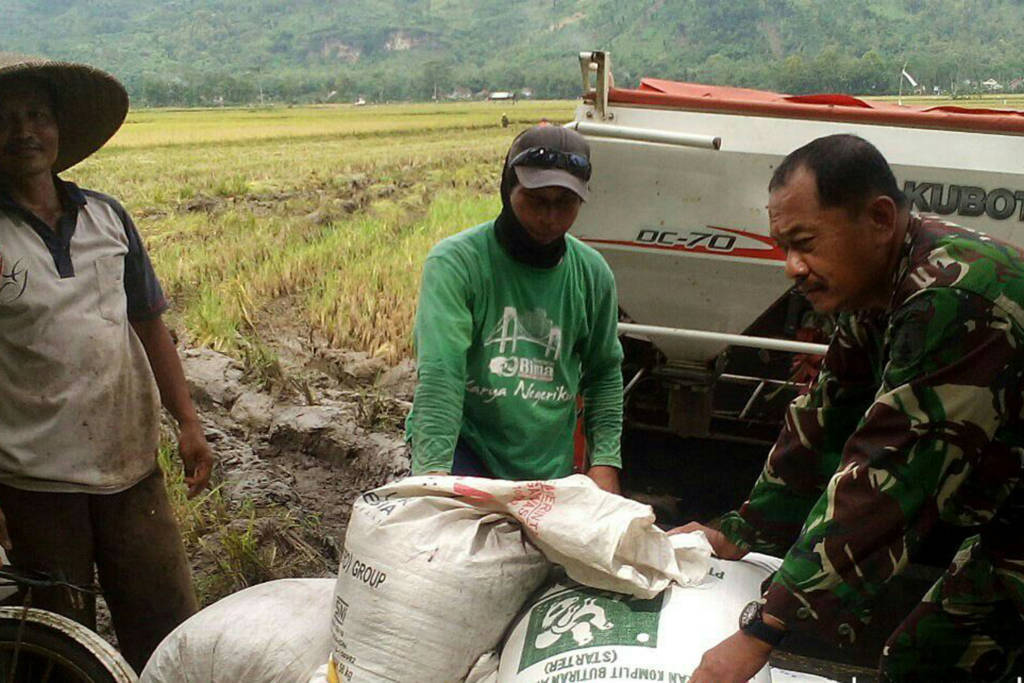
3,139,44,152
794,277,824,295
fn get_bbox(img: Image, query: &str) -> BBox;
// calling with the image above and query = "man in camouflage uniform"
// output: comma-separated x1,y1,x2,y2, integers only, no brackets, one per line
680,134,1024,682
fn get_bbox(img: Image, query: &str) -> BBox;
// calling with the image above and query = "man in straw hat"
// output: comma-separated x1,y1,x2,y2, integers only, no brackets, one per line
0,55,211,670
407,124,623,491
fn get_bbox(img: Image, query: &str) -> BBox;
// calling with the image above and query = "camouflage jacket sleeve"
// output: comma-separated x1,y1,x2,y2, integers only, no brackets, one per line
713,312,885,556
761,287,1024,644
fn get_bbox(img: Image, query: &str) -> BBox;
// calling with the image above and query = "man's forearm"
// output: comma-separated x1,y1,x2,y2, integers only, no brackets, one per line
581,364,623,467
130,317,200,427
409,362,466,474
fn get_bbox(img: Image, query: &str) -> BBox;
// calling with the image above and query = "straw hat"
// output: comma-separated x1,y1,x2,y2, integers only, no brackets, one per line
0,54,128,172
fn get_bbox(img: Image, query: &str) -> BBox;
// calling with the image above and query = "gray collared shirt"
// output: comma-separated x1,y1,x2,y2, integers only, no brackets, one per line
0,179,166,493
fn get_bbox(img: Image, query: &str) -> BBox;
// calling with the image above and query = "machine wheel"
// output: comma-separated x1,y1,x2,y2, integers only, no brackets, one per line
0,607,137,682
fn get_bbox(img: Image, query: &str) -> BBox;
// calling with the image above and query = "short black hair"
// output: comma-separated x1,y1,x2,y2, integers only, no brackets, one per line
769,134,906,213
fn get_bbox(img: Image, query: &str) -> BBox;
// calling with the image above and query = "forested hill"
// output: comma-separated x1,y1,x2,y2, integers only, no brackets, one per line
4,0,1024,106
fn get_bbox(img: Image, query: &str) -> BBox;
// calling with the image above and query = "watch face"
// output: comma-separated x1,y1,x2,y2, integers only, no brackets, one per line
739,600,762,629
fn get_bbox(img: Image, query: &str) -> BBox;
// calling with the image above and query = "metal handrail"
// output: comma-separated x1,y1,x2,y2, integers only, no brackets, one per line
567,120,722,150
618,322,828,356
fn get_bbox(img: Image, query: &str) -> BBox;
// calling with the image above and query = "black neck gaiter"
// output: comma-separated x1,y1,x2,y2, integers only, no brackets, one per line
494,157,566,269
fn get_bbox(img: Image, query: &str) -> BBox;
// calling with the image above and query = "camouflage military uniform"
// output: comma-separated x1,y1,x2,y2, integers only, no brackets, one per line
715,216,1024,681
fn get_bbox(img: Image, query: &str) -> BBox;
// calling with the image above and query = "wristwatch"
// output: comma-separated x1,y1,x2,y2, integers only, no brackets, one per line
739,600,787,647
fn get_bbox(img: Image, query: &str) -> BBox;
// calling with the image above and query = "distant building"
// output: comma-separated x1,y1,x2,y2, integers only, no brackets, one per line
982,78,1003,92
488,91,517,102
446,86,472,100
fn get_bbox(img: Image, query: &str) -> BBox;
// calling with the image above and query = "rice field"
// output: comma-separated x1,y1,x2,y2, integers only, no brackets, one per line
65,100,575,361
870,93,1024,109
62,94,1024,364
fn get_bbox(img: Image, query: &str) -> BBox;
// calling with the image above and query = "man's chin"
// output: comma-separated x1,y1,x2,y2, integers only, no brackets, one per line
0,159,54,179
802,289,837,313
528,230,569,245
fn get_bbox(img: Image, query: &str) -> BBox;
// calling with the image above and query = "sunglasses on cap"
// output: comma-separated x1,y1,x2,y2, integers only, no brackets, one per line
509,146,592,182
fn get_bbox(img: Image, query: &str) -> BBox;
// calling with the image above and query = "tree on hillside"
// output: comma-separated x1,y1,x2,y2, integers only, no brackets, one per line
8,0,1024,105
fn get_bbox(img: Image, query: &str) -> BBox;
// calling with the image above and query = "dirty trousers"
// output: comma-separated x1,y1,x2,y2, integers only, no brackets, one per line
0,467,198,672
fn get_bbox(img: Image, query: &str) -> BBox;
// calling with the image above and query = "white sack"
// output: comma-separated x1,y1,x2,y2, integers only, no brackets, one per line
770,668,839,683
372,475,711,597
307,661,332,683
331,479,551,682
307,664,328,683
331,475,710,683
141,578,334,683
496,551,783,683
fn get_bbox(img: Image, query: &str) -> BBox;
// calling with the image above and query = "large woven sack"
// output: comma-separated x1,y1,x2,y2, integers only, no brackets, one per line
330,475,710,682
141,578,334,683
495,550,783,683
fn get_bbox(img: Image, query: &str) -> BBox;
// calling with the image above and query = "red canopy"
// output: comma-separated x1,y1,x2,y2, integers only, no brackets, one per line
601,78,1024,135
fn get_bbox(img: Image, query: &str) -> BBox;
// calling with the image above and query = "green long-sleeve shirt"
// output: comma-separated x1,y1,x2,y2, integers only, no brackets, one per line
406,221,624,480
716,216,1024,644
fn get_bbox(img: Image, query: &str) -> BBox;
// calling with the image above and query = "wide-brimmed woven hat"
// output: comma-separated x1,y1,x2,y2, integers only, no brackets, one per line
0,54,128,172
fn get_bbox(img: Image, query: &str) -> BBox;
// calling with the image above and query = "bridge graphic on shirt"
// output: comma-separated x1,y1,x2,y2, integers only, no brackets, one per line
484,306,562,360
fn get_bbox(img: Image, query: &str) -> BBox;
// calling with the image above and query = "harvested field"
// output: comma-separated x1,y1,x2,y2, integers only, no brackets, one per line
62,100,574,606
71,100,574,360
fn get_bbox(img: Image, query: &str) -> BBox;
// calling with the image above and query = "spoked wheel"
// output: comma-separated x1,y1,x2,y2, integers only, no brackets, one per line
0,607,137,683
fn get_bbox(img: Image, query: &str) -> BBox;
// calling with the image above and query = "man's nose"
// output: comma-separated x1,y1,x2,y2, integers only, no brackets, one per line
784,250,808,280
541,205,561,227
7,114,33,137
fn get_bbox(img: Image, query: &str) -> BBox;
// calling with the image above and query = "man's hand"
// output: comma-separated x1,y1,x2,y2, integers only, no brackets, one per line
668,521,747,560
132,317,214,498
178,421,213,498
586,465,621,495
689,630,773,683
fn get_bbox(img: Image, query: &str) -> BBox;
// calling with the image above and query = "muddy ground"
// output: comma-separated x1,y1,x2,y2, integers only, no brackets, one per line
171,340,880,681
179,341,415,578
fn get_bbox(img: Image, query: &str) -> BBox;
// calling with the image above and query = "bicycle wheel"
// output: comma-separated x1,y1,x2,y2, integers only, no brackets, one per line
0,607,137,683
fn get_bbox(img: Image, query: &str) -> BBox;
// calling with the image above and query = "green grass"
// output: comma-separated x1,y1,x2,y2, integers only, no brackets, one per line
66,101,574,360
159,436,334,605
111,101,571,148
869,93,1024,109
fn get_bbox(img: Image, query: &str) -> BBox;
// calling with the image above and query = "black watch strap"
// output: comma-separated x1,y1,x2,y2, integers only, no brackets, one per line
739,600,787,647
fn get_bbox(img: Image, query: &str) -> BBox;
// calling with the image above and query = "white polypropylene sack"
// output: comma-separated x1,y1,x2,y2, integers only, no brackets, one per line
770,668,839,683
331,479,551,682
496,550,783,683
307,663,330,683
331,475,711,682
141,578,334,683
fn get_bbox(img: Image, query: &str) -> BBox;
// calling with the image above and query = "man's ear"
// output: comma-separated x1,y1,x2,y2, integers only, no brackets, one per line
866,194,898,238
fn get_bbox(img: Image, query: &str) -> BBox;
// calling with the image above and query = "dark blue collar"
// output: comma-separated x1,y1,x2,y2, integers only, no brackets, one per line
0,175,86,279
0,175,87,211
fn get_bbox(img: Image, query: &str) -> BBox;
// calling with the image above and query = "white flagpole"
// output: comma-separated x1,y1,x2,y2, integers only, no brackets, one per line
899,61,906,105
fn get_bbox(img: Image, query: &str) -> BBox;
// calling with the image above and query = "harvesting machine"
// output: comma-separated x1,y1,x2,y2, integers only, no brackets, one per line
571,51,1024,443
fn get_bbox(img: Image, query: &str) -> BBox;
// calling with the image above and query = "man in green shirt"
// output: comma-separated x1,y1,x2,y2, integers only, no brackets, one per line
406,125,624,493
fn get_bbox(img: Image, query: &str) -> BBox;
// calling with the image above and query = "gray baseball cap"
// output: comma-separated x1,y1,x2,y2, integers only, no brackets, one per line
507,125,591,201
